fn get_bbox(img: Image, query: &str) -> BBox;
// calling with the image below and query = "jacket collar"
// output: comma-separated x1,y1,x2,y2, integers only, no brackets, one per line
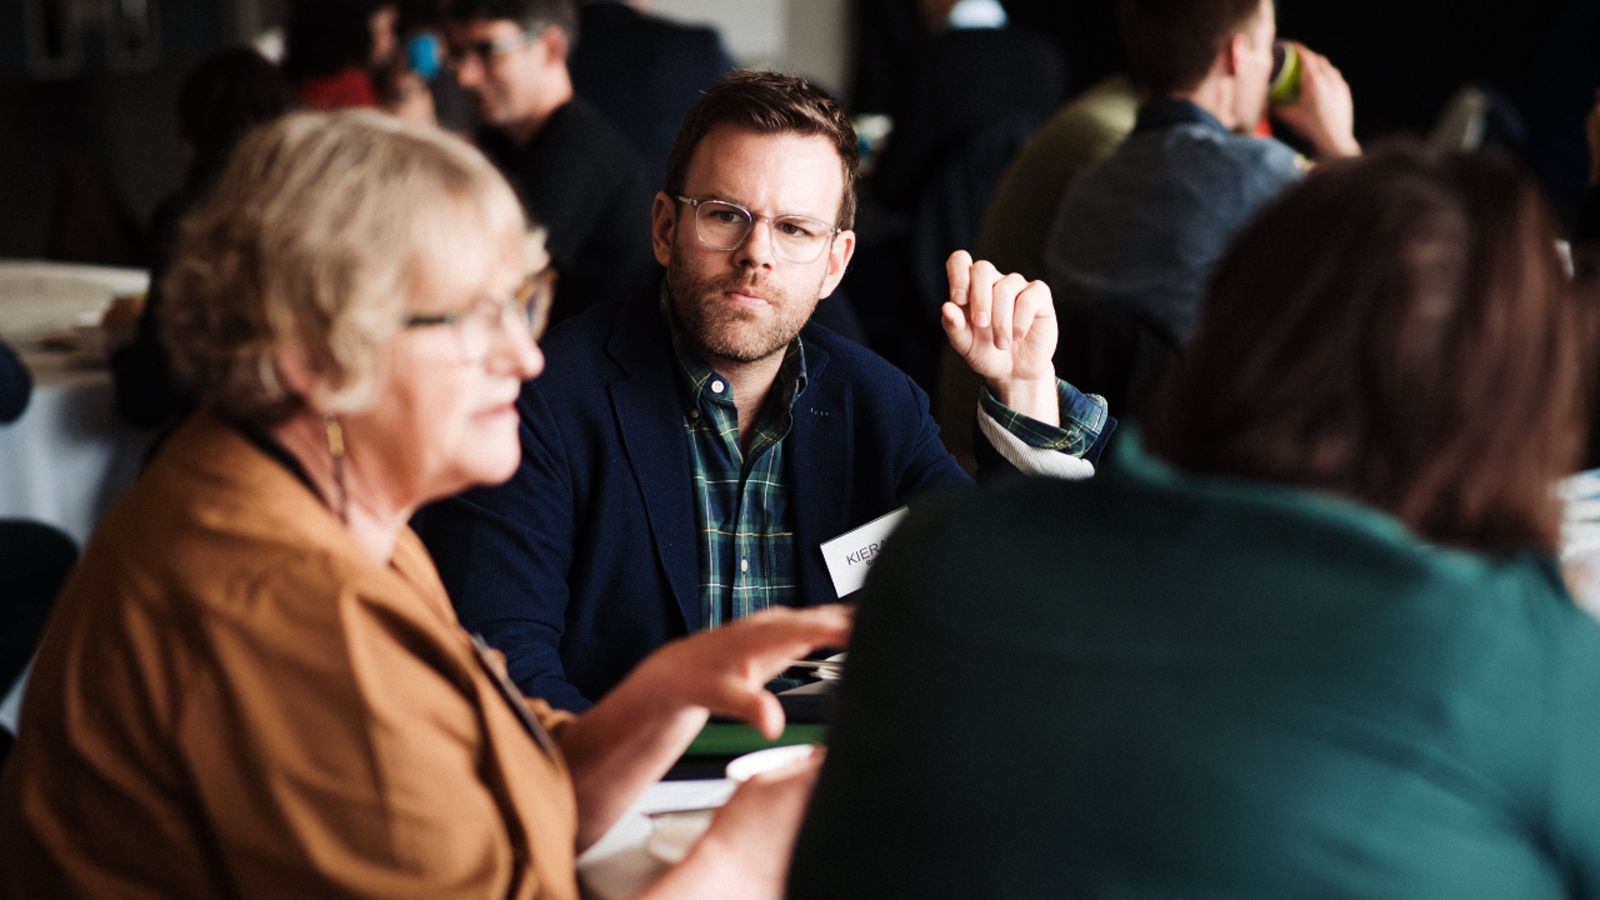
601,283,847,628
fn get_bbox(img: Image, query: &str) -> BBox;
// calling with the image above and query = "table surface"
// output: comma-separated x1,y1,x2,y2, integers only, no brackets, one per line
578,778,734,899
0,259,146,343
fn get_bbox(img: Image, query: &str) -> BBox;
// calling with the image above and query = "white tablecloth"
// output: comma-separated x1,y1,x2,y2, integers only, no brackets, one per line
0,260,155,547
1,261,155,731
0,259,148,343
0,362,155,548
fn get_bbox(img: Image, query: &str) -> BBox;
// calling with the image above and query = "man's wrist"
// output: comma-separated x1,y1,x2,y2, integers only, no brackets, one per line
986,374,1060,426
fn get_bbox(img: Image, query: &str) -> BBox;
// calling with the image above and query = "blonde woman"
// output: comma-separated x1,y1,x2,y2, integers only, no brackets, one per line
1,111,846,899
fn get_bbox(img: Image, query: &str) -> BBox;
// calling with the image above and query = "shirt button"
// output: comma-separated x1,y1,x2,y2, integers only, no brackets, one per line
689,408,701,419
740,558,749,573
711,380,725,394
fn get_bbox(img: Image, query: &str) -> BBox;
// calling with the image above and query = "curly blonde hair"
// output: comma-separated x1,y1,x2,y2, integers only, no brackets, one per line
162,110,530,425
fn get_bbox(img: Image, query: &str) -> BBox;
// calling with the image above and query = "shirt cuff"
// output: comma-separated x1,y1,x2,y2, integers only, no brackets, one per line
978,410,1096,480
977,378,1108,456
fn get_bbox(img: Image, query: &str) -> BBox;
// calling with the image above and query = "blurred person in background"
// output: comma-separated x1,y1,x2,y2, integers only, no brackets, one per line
109,46,295,429
283,0,435,122
444,0,657,322
1045,0,1359,347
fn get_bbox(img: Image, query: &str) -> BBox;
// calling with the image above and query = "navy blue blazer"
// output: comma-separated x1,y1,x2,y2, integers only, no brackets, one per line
416,288,975,711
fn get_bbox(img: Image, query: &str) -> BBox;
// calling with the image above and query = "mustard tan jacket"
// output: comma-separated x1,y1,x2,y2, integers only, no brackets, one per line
2,413,579,898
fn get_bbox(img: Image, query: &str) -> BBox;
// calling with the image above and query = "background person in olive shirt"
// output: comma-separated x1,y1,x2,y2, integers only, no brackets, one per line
792,145,1600,897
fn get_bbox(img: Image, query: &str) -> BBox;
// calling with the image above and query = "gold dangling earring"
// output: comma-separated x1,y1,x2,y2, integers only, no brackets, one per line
324,415,349,524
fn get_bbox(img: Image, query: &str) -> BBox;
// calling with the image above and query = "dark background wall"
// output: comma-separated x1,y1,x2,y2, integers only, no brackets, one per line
0,0,275,263
2,0,1598,265
863,0,1600,222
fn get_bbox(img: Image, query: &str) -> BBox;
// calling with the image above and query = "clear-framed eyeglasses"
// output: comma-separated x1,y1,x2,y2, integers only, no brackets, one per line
673,195,842,264
403,268,557,363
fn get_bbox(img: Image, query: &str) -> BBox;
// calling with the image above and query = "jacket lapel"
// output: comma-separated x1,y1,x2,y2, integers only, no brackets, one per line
786,339,853,605
607,294,701,632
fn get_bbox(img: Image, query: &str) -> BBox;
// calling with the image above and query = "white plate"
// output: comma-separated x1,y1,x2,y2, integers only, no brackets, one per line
724,743,818,783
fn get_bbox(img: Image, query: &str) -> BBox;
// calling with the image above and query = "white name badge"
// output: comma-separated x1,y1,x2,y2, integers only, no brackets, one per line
820,506,909,598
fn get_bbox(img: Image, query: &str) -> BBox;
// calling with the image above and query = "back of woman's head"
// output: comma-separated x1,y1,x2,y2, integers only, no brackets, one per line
1145,143,1591,554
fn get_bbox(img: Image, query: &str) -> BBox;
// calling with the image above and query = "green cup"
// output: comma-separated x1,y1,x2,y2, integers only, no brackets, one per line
1269,41,1301,105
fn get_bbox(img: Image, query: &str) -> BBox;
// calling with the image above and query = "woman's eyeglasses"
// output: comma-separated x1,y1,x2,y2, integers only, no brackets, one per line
404,268,556,363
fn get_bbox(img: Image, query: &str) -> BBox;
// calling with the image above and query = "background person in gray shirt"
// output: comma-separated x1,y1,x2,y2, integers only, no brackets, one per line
1045,0,1358,351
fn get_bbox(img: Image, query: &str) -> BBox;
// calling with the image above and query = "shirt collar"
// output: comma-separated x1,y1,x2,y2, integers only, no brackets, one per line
660,281,809,411
1133,98,1229,136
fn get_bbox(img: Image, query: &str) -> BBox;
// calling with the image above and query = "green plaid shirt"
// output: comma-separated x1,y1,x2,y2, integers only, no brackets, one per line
668,305,808,630
664,294,1108,631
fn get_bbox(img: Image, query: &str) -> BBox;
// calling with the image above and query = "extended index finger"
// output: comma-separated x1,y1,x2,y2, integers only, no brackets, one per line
946,250,975,307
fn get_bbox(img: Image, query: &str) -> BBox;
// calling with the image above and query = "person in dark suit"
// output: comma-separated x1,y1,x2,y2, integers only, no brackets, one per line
444,0,657,322
416,71,1114,711
569,0,735,191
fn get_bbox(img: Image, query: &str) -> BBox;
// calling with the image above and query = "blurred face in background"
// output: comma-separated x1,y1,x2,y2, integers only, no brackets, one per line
1230,0,1276,131
448,18,563,136
368,4,399,68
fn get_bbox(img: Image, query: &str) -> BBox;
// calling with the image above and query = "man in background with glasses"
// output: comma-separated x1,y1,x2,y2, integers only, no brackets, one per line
418,71,1115,712
444,0,656,323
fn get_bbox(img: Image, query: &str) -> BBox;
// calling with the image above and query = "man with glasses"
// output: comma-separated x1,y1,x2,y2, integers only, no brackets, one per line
444,0,655,322
418,70,1115,712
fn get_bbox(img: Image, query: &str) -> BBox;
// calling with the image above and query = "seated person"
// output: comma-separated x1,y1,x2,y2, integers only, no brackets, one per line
111,46,294,428
1045,0,1360,345
444,0,658,322
415,70,1114,712
282,0,395,110
790,145,1600,896
1,110,848,898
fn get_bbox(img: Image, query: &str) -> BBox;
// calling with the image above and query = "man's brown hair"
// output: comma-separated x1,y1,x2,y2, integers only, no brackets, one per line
1116,0,1266,96
1145,143,1592,554
663,70,860,228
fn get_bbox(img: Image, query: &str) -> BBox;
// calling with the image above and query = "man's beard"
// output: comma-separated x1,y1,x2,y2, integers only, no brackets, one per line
666,243,821,365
